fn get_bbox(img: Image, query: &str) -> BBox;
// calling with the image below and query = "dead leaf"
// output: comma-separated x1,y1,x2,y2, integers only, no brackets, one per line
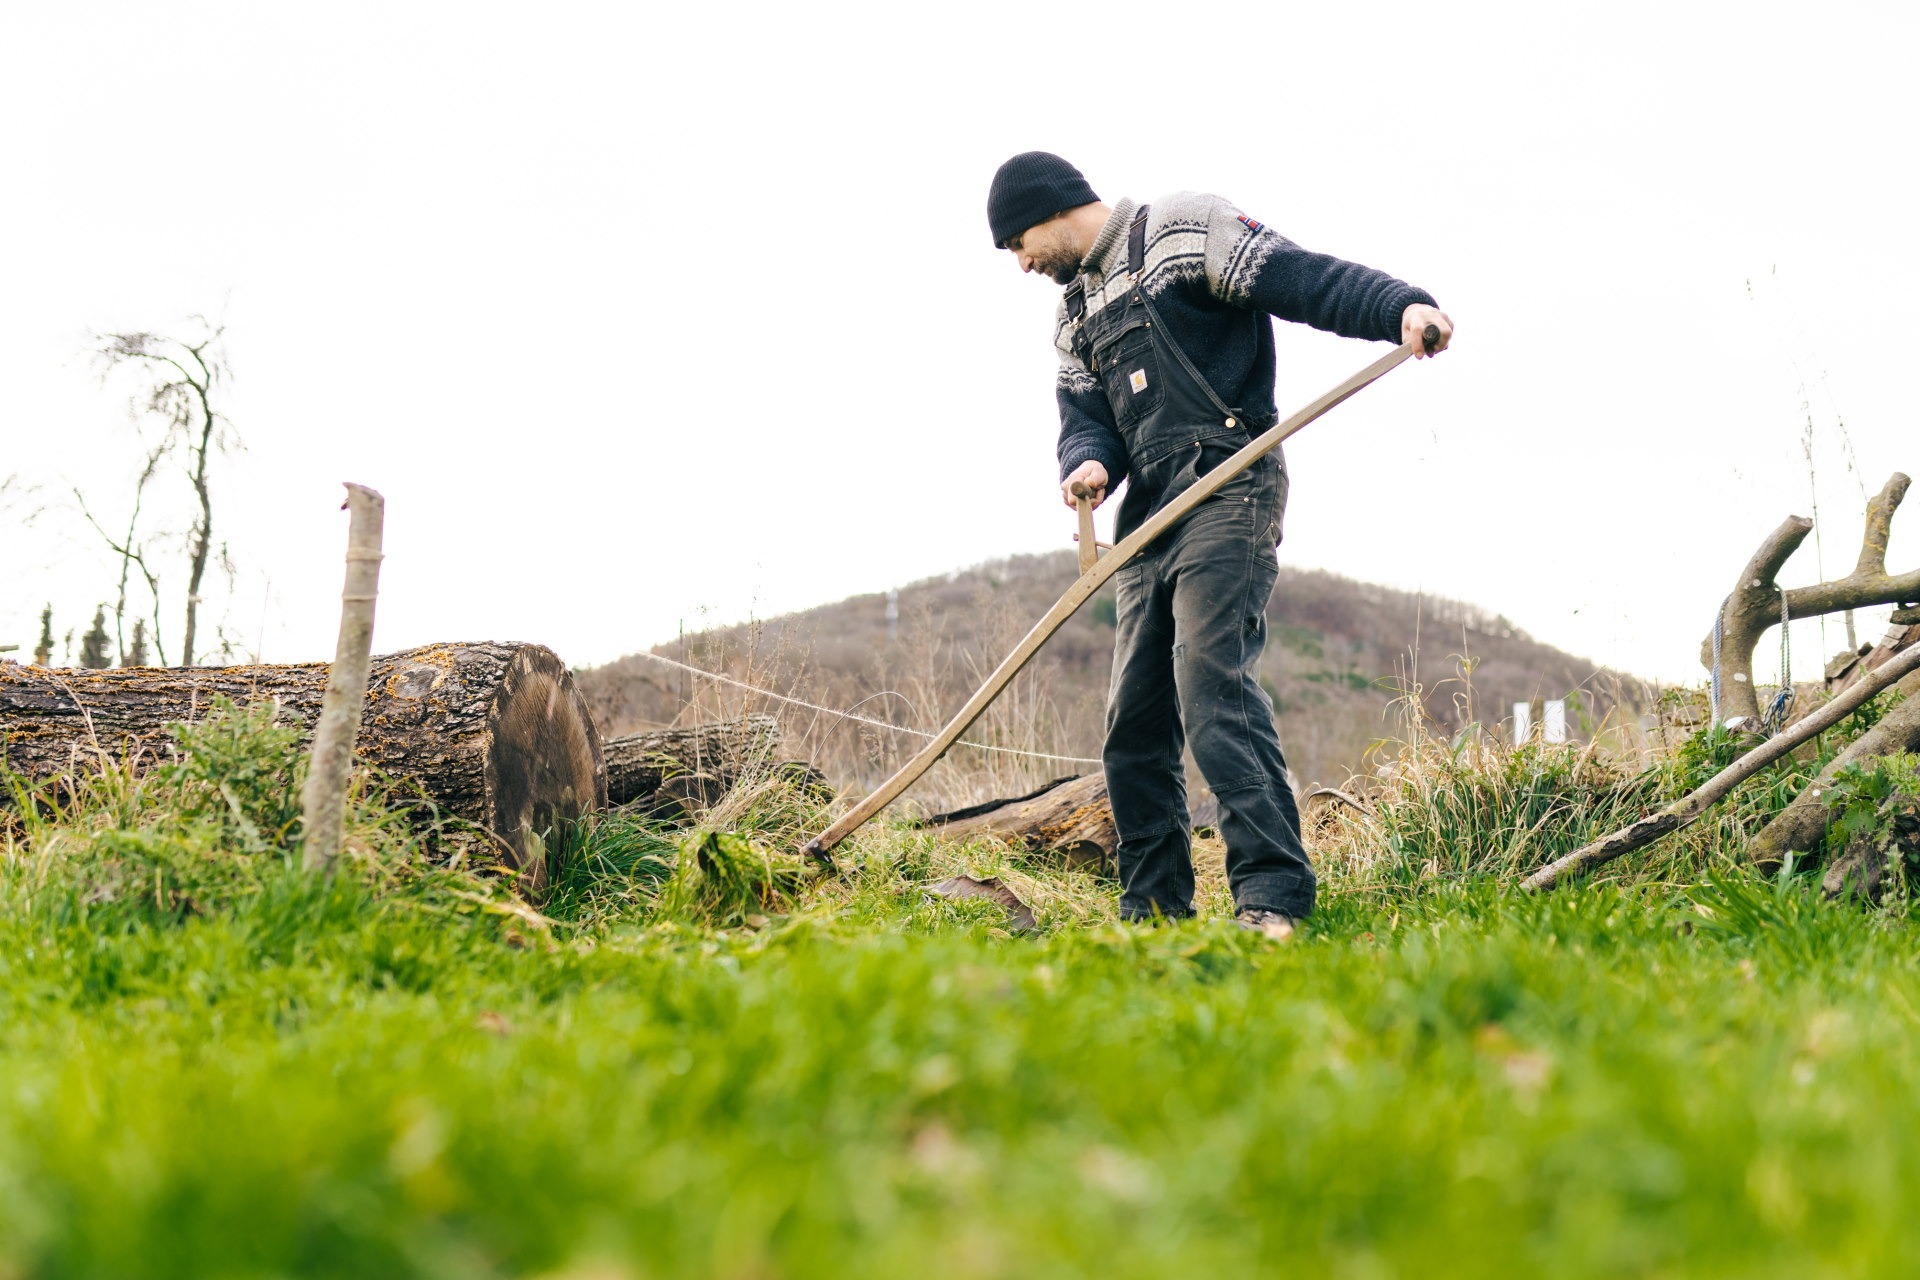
475,1011,512,1037
926,875,1037,932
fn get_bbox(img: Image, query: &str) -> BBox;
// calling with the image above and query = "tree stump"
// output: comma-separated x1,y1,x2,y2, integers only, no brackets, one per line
0,642,605,892
921,772,1116,871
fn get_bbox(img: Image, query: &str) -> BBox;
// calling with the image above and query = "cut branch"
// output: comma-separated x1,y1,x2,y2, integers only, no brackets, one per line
1522,640,1920,892
1699,474,1918,728
1855,473,1910,577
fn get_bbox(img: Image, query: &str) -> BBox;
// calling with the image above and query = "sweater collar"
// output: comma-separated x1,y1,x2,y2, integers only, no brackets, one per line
1079,197,1136,280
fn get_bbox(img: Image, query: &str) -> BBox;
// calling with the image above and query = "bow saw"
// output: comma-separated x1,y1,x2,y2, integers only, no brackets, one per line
801,324,1441,864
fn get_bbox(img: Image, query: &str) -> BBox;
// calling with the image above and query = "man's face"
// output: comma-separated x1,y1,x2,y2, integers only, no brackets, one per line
1004,214,1080,285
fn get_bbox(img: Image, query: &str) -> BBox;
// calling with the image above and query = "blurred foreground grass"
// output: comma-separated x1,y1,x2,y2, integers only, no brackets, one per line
2,700,1918,1278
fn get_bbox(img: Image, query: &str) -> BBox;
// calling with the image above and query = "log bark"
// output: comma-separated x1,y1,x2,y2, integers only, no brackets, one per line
1522,641,1920,892
921,772,1116,871
1748,670,1920,872
1701,474,1919,728
0,642,605,892
602,714,797,813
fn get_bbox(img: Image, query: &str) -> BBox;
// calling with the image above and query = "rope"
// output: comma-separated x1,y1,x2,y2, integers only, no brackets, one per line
626,649,1103,767
1711,590,1795,736
1762,591,1795,736
1710,595,1726,727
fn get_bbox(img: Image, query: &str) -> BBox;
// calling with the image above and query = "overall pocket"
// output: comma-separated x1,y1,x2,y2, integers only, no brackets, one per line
1092,317,1162,430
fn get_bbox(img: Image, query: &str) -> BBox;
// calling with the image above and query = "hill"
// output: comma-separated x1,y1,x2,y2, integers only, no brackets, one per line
576,551,1648,808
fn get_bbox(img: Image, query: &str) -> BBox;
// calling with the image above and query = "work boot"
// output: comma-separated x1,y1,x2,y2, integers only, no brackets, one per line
1235,908,1295,940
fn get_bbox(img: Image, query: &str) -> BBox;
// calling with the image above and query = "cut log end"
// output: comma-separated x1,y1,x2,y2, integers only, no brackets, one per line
484,646,606,894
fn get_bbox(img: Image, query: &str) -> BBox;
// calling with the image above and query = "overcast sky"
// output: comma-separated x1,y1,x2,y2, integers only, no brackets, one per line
4,2,1916,691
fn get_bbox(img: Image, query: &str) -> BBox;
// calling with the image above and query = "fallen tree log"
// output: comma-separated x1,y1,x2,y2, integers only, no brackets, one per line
0,642,605,891
603,714,784,811
921,772,1116,871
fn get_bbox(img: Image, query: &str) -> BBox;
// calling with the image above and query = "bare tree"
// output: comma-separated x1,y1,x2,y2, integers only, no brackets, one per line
91,320,239,667
74,445,169,667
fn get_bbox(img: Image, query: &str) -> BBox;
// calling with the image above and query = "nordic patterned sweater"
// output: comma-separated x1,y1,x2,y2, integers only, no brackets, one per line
1053,193,1436,490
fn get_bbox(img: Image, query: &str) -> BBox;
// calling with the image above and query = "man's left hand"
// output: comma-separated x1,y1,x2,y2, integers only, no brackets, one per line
1402,304,1454,358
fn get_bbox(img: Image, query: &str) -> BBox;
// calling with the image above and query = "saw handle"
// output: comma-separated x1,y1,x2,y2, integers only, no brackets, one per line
1422,323,1441,355
1070,481,1098,573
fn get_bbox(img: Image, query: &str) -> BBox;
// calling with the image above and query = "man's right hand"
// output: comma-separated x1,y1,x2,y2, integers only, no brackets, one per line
1062,460,1109,510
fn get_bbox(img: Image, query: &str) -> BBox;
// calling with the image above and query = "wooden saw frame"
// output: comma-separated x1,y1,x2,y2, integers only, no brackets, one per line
801,326,1440,863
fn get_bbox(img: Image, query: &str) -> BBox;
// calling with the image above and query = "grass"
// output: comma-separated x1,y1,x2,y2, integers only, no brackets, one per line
2,698,1919,1277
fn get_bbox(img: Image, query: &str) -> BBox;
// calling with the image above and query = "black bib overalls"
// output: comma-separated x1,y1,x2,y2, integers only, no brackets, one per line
1065,205,1314,921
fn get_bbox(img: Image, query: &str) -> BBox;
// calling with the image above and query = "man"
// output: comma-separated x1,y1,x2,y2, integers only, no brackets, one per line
987,151,1451,933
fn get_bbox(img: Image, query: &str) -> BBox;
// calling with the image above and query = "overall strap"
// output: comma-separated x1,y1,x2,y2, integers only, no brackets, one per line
1127,203,1151,277
1137,286,1240,425
1064,278,1086,323
1127,200,1242,426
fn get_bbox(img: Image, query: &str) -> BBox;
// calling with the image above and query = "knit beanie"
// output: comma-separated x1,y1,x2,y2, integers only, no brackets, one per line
987,151,1099,248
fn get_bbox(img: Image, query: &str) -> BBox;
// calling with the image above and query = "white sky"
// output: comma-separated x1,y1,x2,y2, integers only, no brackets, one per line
4,2,1916,686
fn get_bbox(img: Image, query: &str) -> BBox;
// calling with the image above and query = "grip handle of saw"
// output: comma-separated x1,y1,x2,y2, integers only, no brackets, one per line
1069,481,1098,573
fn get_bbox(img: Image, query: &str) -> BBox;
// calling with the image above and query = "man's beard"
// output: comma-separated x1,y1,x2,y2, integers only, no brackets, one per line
1039,254,1080,285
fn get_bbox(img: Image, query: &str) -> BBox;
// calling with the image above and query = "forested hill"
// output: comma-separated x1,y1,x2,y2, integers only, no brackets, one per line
577,551,1648,799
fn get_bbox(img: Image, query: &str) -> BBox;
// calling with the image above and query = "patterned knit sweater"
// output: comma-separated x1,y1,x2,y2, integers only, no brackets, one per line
1054,193,1436,487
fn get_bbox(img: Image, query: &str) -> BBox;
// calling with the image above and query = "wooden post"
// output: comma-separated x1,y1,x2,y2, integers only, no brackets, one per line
1512,701,1531,745
301,483,385,875
1544,699,1567,744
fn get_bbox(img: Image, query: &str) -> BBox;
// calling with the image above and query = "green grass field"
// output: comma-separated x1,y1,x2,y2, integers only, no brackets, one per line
3,702,1918,1278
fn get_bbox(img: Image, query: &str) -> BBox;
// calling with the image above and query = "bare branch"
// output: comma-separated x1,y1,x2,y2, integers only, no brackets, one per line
1523,641,1920,891
1700,474,1919,728
1854,473,1910,577
0,474,42,527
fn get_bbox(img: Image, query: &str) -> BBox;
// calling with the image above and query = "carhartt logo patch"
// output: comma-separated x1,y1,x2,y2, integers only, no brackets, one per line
1237,214,1264,233
1129,369,1148,393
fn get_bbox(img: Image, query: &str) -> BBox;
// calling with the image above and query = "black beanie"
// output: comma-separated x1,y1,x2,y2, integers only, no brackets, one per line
987,151,1099,248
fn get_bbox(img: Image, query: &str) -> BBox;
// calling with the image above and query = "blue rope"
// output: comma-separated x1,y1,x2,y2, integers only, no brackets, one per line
1711,590,1794,735
1710,596,1726,727
1761,591,1794,735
